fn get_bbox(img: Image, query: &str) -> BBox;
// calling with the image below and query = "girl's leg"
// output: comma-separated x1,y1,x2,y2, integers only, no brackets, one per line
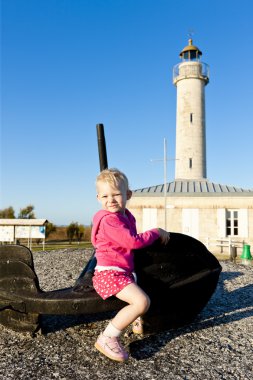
95,283,150,362
112,283,150,331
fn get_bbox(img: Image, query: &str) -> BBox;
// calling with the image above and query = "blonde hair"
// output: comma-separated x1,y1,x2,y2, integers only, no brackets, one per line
96,168,130,192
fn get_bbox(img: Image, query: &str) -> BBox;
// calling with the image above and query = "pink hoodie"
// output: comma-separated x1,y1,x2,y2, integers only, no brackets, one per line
91,209,160,272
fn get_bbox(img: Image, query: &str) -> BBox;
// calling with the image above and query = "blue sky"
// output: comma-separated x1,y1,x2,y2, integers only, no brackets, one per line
1,0,253,226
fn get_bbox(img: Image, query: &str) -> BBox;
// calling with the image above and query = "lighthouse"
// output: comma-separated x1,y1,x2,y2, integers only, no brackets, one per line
129,39,253,250
173,39,209,180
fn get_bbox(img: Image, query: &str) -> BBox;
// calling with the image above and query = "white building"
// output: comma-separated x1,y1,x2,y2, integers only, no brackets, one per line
128,39,253,254
0,219,48,249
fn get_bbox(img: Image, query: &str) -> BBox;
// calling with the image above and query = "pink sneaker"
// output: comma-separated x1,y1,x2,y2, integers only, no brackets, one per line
95,333,129,362
132,317,143,334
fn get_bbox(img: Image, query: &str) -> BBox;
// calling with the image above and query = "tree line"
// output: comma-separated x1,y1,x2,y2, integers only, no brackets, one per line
0,205,91,242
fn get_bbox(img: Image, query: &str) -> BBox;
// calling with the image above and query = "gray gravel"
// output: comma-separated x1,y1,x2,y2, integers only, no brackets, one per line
0,248,252,380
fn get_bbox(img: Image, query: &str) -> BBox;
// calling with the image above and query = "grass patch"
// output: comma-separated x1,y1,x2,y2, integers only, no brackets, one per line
31,241,93,252
213,253,230,261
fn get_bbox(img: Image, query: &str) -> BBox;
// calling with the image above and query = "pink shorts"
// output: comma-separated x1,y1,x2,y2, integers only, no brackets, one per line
92,270,135,300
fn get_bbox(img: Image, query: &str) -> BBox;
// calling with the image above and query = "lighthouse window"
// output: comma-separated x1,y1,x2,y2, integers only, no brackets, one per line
190,113,193,123
190,51,197,60
189,158,192,168
183,51,198,60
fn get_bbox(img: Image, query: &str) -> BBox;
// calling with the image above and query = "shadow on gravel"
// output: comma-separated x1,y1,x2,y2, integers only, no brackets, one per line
40,311,115,335
40,270,252,361
129,270,253,360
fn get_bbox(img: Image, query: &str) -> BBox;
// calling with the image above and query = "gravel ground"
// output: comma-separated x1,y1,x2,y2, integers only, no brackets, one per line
0,248,252,380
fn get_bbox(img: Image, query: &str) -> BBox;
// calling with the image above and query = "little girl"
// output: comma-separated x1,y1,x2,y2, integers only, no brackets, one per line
91,168,170,362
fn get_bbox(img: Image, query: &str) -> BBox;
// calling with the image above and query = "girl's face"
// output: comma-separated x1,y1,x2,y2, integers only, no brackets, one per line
97,181,132,214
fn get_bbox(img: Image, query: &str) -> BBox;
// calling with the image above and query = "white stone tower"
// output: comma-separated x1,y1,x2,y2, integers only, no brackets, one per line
173,39,209,180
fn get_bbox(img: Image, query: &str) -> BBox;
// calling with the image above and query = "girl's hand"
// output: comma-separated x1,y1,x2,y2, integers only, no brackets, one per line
158,229,171,244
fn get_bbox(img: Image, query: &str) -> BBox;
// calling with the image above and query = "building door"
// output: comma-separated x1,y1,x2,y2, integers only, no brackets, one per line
142,208,157,231
182,209,199,239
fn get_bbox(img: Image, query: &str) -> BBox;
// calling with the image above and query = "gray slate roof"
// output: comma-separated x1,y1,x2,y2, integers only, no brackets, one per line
133,180,253,196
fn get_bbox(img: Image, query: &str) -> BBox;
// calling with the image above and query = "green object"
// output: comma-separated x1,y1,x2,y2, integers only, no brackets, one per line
240,244,252,260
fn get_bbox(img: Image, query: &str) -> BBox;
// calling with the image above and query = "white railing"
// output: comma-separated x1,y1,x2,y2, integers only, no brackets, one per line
173,61,210,83
206,237,245,256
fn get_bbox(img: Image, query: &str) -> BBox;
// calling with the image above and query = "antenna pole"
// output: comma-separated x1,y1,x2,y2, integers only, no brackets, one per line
164,138,167,230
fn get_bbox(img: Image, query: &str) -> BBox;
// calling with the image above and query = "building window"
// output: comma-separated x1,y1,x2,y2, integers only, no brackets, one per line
226,210,238,236
190,113,193,123
189,158,192,168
